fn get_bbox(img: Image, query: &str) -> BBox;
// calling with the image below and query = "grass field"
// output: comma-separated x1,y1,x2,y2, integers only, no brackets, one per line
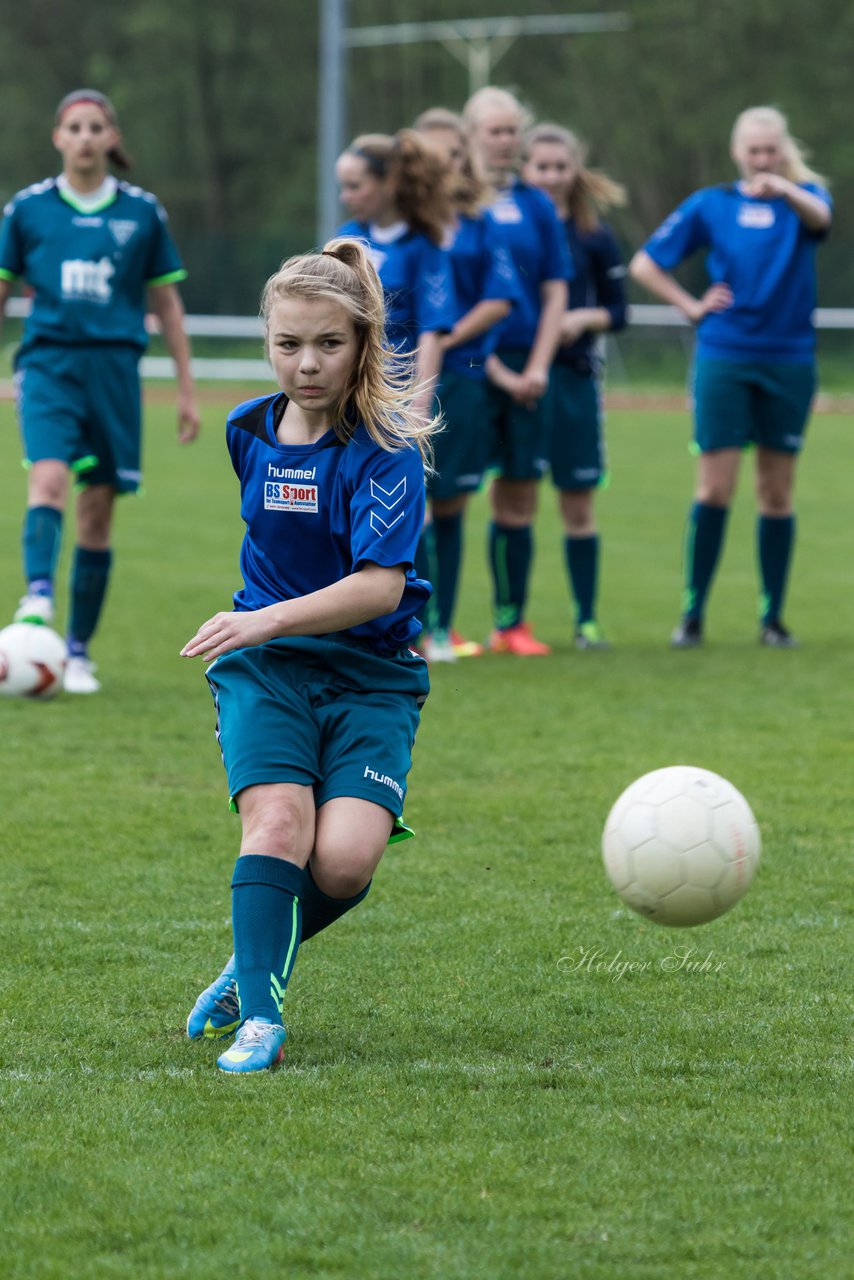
1,392,851,1280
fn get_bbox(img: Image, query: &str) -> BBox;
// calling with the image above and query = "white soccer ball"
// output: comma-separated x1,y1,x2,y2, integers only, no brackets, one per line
602,766,761,927
0,623,67,699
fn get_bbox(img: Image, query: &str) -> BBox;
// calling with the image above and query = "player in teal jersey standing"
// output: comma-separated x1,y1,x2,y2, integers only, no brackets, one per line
0,89,199,692
463,88,572,656
522,123,628,650
630,106,831,649
182,240,437,1073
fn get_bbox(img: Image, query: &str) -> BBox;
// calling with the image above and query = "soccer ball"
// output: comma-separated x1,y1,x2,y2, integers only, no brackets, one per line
602,766,761,927
0,623,67,699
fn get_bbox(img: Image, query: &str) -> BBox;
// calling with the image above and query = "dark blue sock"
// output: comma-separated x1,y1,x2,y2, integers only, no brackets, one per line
22,506,63,589
758,514,795,624
300,864,371,941
489,522,533,629
414,525,438,631
231,855,304,1025
433,511,463,631
565,534,599,625
682,502,728,622
68,547,112,649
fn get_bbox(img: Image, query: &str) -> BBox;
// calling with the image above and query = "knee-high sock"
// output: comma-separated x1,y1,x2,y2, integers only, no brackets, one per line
68,547,112,651
414,524,438,632
758,514,795,625
489,522,533,630
433,511,463,632
22,506,63,591
564,534,599,626
231,855,303,1025
682,502,728,622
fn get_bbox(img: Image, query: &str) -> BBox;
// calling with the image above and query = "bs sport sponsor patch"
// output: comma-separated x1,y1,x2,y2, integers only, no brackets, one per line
737,203,775,229
264,480,319,513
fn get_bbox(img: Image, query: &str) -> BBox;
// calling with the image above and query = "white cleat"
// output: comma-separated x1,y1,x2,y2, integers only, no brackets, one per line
14,593,55,625
422,629,458,663
63,655,101,694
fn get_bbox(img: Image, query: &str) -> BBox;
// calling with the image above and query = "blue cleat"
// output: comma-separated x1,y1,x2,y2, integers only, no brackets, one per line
217,1019,287,1074
186,956,240,1040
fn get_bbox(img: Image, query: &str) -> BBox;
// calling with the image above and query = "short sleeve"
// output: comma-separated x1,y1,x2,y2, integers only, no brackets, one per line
0,201,25,281
481,217,522,304
413,240,457,335
643,191,710,270
143,201,187,286
348,443,427,572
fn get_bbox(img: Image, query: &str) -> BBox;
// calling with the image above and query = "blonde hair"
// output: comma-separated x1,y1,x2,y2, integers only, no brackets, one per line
261,239,437,466
523,123,627,234
414,106,494,216
731,106,827,187
462,86,532,134
344,130,452,244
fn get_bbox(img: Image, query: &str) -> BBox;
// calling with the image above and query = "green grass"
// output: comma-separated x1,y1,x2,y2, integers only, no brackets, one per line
0,395,850,1279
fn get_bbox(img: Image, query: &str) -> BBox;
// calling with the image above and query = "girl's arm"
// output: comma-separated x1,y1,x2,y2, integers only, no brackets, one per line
629,250,733,324
147,283,201,442
0,277,11,336
742,175,831,233
521,279,568,400
441,299,512,352
414,330,444,420
181,563,407,661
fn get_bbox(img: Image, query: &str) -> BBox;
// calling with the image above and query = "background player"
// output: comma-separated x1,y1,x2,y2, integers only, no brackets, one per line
522,122,628,649
182,240,436,1073
630,105,831,648
0,88,199,692
463,87,572,655
413,106,519,662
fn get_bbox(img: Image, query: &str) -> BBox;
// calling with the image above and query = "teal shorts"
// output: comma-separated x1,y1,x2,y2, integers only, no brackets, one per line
429,370,490,499
693,356,816,454
548,361,605,491
486,348,551,482
15,343,143,492
205,634,430,832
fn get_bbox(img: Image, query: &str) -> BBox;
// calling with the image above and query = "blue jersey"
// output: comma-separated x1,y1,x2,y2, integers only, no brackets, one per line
336,220,456,355
441,212,520,380
226,393,430,654
487,180,574,350
557,217,627,371
643,182,832,362
0,176,186,361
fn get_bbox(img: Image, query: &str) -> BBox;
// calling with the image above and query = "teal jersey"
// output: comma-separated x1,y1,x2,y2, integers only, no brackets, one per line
0,177,187,359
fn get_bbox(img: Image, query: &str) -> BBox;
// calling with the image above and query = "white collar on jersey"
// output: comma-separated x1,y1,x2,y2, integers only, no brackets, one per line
367,220,408,244
57,173,118,212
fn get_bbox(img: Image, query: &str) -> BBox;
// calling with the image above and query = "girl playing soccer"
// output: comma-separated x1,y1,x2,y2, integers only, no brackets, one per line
630,106,831,648
182,239,437,1074
463,87,572,655
0,88,199,692
521,123,628,649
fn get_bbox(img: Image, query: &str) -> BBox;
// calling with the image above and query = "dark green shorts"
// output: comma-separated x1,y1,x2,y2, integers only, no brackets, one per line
548,362,605,491
205,634,430,832
486,348,552,482
429,370,490,499
693,356,816,454
16,343,143,492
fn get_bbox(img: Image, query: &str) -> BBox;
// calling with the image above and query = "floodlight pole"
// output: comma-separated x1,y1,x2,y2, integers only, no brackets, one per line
317,9,631,242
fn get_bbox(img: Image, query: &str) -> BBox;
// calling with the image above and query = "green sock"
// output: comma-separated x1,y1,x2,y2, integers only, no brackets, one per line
231,855,303,1025
414,525,438,632
490,522,532,629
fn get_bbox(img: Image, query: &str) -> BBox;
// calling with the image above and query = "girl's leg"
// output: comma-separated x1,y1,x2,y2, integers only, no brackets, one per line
558,488,605,643
673,449,741,645
489,477,549,654
15,460,70,624
755,447,798,641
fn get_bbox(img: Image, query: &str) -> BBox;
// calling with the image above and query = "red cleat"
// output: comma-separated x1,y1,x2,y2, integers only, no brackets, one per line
488,622,551,656
450,630,484,658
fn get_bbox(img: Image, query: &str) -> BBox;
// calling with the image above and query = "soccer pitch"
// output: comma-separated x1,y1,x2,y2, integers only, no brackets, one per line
1,396,850,1279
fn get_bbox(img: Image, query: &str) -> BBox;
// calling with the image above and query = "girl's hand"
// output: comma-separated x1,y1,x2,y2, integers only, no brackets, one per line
178,390,201,444
688,283,734,324
742,173,790,201
181,609,274,661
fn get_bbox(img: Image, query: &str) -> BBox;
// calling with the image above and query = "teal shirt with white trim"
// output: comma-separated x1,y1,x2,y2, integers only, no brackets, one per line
0,176,187,359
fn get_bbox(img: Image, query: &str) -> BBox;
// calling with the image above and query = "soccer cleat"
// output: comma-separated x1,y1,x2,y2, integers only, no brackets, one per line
217,1018,286,1074
187,956,240,1039
422,629,458,663
670,617,703,649
450,630,484,658
63,655,101,694
575,621,611,651
760,620,798,648
14,593,55,625
489,622,551,656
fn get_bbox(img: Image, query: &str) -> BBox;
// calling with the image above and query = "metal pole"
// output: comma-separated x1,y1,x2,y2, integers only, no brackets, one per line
317,0,347,245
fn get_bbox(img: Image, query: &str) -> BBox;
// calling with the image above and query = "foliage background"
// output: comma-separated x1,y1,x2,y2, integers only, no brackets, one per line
0,0,850,313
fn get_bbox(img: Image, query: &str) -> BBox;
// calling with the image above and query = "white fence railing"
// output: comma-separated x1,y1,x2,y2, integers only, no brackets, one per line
5,297,854,380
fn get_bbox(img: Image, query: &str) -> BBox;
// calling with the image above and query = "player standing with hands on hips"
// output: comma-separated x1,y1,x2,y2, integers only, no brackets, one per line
0,88,199,692
182,241,436,1074
630,106,831,649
